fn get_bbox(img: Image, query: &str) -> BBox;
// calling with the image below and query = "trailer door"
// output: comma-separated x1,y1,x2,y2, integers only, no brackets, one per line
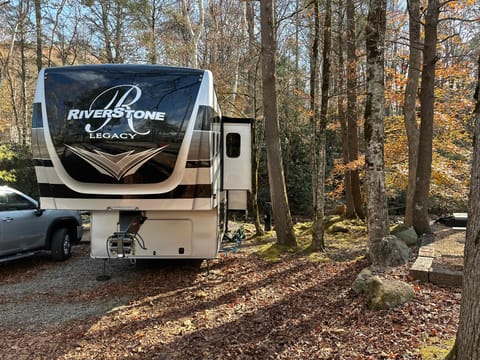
223,118,252,210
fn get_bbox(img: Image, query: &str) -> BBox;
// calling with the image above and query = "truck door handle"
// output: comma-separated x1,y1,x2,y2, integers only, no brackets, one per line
2,217,14,222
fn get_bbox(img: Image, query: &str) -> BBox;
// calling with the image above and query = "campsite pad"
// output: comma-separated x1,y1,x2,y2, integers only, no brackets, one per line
410,224,465,287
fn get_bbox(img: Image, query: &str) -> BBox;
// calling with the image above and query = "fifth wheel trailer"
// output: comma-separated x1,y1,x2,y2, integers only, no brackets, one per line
31,64,251,260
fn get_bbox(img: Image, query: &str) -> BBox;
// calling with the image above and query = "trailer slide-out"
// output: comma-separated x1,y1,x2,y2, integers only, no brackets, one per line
31,64,251,260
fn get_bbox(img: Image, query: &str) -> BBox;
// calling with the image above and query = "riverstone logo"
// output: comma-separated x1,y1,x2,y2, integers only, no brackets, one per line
65,85,168,180
67,84,166,140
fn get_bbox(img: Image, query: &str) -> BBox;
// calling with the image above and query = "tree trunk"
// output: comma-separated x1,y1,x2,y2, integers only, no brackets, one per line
345,0,364,219
364,0,389,247
148,1,158,64
309,0,320,214
100,2,114,63
113,3,124,63
18,0,28,145
0,19,19,90
412,0,439,235
181,0,204,68
312,0,332,251
245,0,263,236
34,0,42,73
446,53,480,360
46,0,68,67
310,0,319,222
259,0,297,247
20,33,28,145
250,114,264,236
336,0,352,218
403,0,421,226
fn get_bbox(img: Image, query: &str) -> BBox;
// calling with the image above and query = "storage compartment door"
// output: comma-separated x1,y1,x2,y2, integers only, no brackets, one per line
136,219,193,256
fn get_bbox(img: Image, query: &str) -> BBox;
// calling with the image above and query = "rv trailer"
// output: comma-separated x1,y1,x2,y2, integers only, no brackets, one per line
31,64,251,259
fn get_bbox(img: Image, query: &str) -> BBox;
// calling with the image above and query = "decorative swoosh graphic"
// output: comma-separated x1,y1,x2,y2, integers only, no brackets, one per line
65,144,168,181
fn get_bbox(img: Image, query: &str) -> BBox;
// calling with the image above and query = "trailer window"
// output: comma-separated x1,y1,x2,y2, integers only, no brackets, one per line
226,133,241,158
194,106,219,130
32,103,42,128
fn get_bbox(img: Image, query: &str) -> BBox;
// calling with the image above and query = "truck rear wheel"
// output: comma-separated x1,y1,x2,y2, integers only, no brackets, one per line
51,227,72,261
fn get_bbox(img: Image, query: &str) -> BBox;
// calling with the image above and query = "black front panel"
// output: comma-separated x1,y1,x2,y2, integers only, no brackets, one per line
44,65,203,184
38,183,212,200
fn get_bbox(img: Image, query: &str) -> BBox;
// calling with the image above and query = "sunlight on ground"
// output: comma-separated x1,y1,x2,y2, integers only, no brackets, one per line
57,217,457,359
246,218,368,263
63,254,321,358
419,336,455,359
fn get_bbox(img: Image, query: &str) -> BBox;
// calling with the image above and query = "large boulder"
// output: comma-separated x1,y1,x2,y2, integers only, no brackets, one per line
352,268,415,310
367,278,415,310
368,235,411,267
390,224,418,247
352,268,375,294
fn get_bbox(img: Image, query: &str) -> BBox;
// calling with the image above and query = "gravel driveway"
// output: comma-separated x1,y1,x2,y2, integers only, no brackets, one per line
0,241,141,331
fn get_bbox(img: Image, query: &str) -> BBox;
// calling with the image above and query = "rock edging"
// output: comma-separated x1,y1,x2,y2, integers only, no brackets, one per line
410,244,463,287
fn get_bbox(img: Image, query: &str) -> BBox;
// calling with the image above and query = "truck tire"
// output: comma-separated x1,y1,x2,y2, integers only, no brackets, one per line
51,227,72,261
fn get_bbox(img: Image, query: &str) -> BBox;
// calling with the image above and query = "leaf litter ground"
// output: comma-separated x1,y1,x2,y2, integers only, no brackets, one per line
0,223,460,359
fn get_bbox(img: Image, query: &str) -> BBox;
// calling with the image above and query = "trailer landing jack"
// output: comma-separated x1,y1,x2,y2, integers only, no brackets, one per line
96,259,111,282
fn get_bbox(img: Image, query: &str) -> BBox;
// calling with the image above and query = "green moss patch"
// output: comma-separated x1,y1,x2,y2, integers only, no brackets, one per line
244,219,367,263
255,243,299,262
419,337,455,359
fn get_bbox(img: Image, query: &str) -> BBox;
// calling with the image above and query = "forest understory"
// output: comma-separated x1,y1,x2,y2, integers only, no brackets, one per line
0,223,460,360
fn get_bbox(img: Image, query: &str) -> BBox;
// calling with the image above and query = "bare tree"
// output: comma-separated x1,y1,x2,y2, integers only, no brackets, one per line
134,0,164,64
364,0,389,250
312,0,332,251
337,0,349,216
180,0,204,68
83,0,136,63
259,0,296,247
44,0,81,66
345,0,364,219
2,0,31,145
34,0,42,72
17,0,28,145
403,0,421,226
446,52,480,360
0,13,19,90
309,0,320,226
412,0,440,235
245,0,263,236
